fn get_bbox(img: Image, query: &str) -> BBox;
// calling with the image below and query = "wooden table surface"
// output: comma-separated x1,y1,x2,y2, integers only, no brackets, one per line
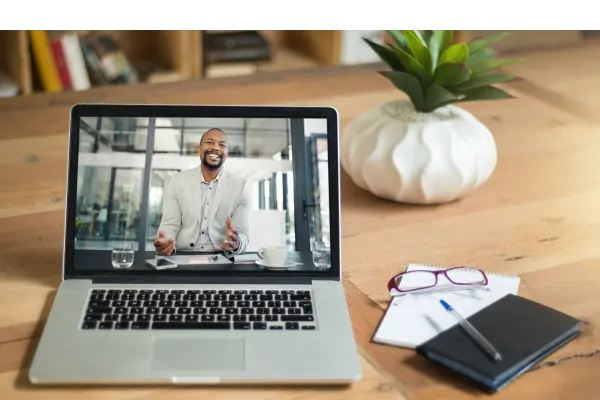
2,42,600,400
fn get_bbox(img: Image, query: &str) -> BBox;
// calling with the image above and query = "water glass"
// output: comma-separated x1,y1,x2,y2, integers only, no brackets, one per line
112,241,134,269
312,240,331,270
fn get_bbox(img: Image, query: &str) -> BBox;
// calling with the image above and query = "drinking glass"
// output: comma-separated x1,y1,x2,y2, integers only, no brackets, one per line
112,241,134,269
312,240,331,270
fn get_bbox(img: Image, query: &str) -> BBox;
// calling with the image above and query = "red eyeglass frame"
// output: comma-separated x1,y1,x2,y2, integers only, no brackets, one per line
387,266,489,294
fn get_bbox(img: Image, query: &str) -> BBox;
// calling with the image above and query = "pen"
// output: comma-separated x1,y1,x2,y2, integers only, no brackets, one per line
440,299,503,362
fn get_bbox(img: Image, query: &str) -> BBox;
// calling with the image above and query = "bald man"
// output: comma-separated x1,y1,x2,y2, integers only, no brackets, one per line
154,128,250,256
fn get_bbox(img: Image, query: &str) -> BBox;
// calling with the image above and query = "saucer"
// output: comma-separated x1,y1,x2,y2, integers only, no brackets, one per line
255,260,300,270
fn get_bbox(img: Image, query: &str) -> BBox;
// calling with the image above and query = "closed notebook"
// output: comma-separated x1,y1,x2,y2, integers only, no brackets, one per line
415,294,582,391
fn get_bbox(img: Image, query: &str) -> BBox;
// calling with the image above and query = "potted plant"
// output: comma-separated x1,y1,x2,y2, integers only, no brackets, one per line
75,216,84,241
340,30,522,204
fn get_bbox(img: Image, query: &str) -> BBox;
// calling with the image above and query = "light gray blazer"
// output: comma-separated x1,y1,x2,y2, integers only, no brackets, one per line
157,166,250,254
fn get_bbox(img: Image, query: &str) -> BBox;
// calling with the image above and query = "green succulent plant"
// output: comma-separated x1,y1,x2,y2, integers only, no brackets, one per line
364,30,523,113
75,216,84,233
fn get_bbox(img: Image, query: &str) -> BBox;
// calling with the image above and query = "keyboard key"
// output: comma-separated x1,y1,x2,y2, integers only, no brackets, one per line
288,308,302,315
156,290,169,294
282,290,295,295
233,315,246,322
169,315,183,322
114,307,128,314
253,301,266,308
106,294,120,300
249,315,262,322
265,315,278,322
152,293,166,300
179,308,191,315
234,290,247,294
281,315,315,322
253,322,267,330
172,290,185,294
152,322,230,330
185,315,199,322
92,289,106,294
241,308,253,315
140,290,154,294
296,291,310,295
230,294,243,301
104,315,120,322
183,294,196,301
218,290,231,294
234,322,251,330
130,308,144,314
128,301,141,307
168,294,181,301
131,322,150,329
197,294,211,301
137,294,150,301
203,290,216,294
237,301,250,308
266,290,279,295
90,294,104,301
250,290,263,294
301,326,316,330
290,294,311,301
283,301,296,308
221,301,234,307
162,308,176,314
84,314,103,322
186,290,201,294
82,321,97,329
303,307,313,315
214,295,227,301
260,294,273,301
285,322,299,330
269,325,283,330
209,308,222,314
245,295,257,301
218,315,230,322
190,301,204,307
175,301,188,307
122,294,135,301
124,290,137,294
121,315,135,322
194,308,207,314
273,308,286,314
257,308,270,315
89,300,110,307
137,315,151,322
225,308,238,315
88,307,112,314
143,301,157,308
115,321,129,329
153,315,167,321
299,301,311,308
146,308,159,314
268,301,281,308
112,300,126,307
206,301,218,308
202,315,215,322
99,322,114,329
275,295,288,301
108,290,122,294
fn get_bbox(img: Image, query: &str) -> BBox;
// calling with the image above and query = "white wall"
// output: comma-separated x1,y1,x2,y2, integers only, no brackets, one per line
304,119,327,136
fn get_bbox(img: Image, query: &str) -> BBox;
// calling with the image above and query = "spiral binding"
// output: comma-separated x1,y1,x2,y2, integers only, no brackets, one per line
406,262,520,280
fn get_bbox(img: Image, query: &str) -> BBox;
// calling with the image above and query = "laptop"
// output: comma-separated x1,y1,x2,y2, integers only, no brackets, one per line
29,103,362,384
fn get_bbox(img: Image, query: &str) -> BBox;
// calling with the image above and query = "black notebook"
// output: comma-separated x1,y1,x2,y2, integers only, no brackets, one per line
415,294,582,391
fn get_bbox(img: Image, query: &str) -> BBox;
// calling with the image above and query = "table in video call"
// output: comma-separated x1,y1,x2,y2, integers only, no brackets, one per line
74,249,321,272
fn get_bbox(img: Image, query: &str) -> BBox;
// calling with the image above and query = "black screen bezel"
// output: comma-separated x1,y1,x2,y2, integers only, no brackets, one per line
63,103,341,281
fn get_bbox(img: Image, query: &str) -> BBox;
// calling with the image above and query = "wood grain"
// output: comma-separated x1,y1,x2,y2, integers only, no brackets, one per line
1,42,600,399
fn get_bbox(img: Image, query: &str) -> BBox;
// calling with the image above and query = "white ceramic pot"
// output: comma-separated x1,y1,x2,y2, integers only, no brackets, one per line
341,100,497,204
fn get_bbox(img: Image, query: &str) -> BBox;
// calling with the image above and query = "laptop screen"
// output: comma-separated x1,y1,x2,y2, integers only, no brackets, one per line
68,107,339,278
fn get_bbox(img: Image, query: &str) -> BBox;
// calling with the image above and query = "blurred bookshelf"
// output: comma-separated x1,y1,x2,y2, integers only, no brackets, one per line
0,30,595,98
0,30,364,97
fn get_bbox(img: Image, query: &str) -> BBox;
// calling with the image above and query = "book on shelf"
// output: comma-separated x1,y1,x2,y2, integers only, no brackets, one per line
203,31,271,65
28,30,137,93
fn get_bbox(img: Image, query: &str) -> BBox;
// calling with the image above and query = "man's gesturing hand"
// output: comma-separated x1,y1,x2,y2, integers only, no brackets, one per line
154,230,175,256
220,216,240,252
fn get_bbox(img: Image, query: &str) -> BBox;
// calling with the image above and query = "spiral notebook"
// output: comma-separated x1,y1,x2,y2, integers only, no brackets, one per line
373,263,521,349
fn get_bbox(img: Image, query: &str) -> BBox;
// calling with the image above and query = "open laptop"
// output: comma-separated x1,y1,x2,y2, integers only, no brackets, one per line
29,103,362,384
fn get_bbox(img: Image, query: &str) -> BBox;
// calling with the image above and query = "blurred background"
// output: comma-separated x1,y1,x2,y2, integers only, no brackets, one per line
74,116,330,253
2,30,597,97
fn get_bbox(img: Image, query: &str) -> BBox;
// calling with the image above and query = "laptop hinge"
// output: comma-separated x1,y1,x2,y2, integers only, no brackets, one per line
91,276,313,285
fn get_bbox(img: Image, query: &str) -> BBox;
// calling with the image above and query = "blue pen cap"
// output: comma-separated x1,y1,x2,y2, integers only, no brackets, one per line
440,299,453,311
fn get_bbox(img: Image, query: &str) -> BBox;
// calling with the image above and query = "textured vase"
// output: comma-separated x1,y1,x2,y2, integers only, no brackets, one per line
341,100,497,204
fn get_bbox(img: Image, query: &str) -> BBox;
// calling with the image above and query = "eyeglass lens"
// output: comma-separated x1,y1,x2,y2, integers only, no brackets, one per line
396,267,485,291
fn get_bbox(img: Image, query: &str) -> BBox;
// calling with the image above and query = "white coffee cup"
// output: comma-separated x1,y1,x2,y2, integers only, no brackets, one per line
258,246,287,266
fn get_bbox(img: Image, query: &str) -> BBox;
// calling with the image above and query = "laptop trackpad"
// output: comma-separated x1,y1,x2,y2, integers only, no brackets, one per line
151,338,245,370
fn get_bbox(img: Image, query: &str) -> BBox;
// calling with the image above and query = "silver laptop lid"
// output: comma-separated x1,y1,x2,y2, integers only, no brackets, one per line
62,104,341,283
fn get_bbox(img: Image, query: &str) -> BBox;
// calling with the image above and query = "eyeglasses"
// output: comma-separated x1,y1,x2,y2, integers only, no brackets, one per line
387,266,489,296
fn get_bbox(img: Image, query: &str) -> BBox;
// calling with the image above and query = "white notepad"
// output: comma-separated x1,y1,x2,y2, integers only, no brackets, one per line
373,263,520,349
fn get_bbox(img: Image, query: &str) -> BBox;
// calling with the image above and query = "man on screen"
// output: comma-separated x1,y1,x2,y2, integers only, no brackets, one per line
154,128,250,256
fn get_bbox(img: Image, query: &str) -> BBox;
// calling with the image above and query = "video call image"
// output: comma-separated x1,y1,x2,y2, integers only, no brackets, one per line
72,115,331,272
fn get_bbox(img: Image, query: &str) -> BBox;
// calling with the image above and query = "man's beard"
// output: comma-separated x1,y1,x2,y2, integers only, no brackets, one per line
202,152,224,170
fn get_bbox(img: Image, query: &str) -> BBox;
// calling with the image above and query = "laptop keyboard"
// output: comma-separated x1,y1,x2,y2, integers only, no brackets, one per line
81,289,316,331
